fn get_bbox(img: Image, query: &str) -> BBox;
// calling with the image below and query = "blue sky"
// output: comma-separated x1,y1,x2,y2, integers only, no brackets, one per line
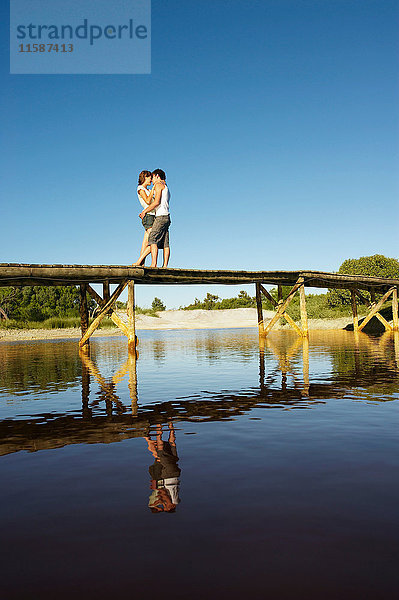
1,0,398,308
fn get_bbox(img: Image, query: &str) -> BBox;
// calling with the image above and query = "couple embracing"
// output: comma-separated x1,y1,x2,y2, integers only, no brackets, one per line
134,168,171,268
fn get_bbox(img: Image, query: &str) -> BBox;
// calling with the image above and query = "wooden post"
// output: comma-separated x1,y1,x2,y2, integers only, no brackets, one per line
103,279,110,315
103,280,110,303
255,283,264,336
351,290,359,332
392,287,398,332
79,284,90,353
127,280,136,351
298,278,308,337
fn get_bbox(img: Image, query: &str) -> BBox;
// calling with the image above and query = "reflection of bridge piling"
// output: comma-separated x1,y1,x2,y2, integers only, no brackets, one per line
80,347,138,416
1,331,398,457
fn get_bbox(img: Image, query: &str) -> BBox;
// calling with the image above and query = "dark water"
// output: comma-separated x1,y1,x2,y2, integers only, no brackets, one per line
0,329,398,599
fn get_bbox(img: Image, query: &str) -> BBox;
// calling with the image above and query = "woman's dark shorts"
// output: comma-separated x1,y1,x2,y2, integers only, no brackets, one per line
142,214,155,231
148,216,171,249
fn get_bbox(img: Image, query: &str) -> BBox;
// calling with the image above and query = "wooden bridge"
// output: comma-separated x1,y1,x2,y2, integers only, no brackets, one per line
1,263,398,347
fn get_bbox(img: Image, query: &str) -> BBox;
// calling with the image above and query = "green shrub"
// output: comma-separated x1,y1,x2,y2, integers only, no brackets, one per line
327,254,399,306
152,297,166,311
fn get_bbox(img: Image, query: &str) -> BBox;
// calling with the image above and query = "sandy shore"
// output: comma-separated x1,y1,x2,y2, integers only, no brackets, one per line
0,308,353,342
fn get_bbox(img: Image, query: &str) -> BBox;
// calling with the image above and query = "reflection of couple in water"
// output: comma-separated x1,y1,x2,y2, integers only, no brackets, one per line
145,422,181,513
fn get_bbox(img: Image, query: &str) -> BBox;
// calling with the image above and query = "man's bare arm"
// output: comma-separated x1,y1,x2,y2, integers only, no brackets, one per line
140,183,163,217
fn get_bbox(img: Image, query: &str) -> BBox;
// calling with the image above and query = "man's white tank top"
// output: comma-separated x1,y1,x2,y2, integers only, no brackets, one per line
155,184,170,217
137,185,155,215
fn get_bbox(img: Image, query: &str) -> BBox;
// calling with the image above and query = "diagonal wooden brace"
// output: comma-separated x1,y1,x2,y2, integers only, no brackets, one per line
263,280,304,336
355,289,370,305
86,284,129,337
79,280,128,347
358,287,394,332
259,284,303,336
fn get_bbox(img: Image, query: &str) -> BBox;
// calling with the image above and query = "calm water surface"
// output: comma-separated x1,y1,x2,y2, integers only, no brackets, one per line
0,329,398,599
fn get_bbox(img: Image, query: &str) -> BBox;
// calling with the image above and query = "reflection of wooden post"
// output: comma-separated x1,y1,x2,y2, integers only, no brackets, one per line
259,334,265,391
128,350,138,416
277,285,283,325
302,336,309,396
393,332,399,369
127,281,136,350
255,283,264,336
298,278,308,337
79,284,90,353
351,290,359,332
392,288,398,332
80,352,91,418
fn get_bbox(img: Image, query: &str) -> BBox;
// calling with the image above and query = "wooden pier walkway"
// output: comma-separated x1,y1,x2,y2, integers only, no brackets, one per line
1,263,398,344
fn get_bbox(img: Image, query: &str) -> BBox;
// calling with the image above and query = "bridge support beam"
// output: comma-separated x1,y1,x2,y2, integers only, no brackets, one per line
357,287,395,333
79,280,134,348
350,286,398,333
255,277,308,338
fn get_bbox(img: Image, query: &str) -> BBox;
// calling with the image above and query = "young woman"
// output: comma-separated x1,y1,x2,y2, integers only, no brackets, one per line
133,170,155,265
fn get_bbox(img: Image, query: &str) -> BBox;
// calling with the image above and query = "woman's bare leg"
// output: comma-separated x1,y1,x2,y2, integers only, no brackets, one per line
132,228,152,266
141,230,150,255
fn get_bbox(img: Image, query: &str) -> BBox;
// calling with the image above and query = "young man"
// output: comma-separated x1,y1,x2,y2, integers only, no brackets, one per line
139,169,171,268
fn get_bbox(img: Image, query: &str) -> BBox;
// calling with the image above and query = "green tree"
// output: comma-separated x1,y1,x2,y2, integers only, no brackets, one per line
0,285,95,321
327,254,399,306
203,293,219,310
152,297,166,311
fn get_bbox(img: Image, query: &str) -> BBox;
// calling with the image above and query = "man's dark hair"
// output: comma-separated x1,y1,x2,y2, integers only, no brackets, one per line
152,169,166,181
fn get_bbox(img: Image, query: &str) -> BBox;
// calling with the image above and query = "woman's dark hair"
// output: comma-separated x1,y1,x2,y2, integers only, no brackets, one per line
138,170,151,185
152,168,166,181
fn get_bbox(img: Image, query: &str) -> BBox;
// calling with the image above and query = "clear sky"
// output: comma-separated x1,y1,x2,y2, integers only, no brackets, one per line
1,0,398,308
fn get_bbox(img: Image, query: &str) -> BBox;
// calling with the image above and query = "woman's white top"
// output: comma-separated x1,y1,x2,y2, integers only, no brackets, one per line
137,185,155,215
155,184,170,217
